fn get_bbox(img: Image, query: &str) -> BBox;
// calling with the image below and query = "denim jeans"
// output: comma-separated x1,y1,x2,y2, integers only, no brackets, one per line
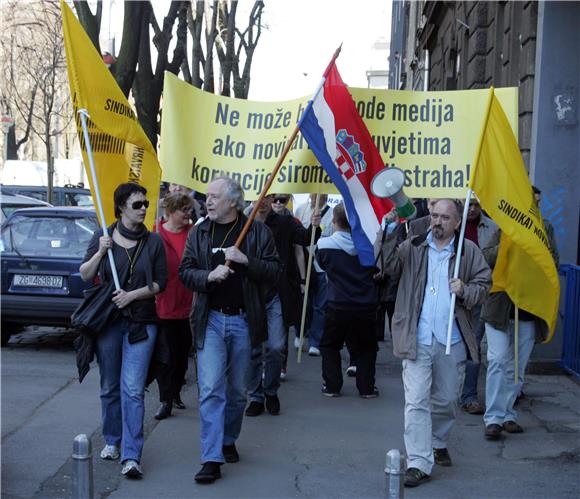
484,320,535,425
308,271,327,348
402,339,466,475
196,310,251,464
459,304,485,405
95,318,157,463
248,295,286,402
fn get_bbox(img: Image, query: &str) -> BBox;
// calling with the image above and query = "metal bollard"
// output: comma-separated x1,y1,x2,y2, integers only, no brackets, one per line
72,434,94,499
385,449,405,499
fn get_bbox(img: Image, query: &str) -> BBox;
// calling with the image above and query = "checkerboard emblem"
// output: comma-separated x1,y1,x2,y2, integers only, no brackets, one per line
335,129,366,181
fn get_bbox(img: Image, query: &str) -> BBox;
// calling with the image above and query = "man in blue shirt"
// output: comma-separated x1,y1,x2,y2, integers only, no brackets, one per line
379,199,491,488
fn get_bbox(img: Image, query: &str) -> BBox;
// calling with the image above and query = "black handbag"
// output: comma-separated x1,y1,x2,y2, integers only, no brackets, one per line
71,278,120,335
71,250,131,335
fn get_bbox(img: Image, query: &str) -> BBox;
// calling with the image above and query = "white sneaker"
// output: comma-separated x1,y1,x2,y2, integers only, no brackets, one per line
100,444,120,460
280,368,288,381
294,337,303,349
121,459,143,479
346,366,357,377
308,346,321,356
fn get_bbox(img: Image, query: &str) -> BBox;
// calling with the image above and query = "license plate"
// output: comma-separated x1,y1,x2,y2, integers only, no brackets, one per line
13,274,63,288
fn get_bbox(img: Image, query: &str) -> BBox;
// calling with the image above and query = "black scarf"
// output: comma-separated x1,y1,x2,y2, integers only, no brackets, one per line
117,220,148,241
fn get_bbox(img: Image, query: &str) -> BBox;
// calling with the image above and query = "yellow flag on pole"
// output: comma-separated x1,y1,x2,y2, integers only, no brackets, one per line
469,88,560,341
61,0,160,228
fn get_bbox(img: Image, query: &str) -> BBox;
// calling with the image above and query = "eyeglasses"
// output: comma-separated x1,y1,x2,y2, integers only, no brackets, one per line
131,200,150,210
273,197,289,204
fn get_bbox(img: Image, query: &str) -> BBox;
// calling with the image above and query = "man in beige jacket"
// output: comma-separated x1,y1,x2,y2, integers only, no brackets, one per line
380,199,491,488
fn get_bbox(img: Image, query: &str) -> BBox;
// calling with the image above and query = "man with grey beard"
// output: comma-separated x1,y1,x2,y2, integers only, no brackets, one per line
379,199,491,488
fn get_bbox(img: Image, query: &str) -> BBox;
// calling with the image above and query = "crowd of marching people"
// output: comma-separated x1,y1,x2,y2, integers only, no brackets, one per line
77,177,558,487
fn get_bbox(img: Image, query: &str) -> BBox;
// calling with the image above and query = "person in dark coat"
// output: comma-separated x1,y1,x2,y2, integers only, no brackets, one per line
244,194,320,417
179,176,281,484
316,202,379,398
79,182,167,479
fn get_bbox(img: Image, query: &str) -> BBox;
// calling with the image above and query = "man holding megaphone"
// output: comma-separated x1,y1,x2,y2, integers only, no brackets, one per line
377,198,491,488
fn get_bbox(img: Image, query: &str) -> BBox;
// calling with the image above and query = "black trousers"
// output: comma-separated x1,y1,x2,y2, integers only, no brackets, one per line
320,307,378,395
156,319,193,402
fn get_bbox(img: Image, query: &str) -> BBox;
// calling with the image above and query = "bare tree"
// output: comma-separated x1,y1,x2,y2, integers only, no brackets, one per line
186,0,265,98
1,0,73,202
73,0,265,148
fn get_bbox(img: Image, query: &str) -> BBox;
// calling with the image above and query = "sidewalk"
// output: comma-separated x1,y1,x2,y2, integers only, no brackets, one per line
107,338,580,499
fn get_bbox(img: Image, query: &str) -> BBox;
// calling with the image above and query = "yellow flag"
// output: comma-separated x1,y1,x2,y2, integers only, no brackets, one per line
61,0,160,228
469,88,560,341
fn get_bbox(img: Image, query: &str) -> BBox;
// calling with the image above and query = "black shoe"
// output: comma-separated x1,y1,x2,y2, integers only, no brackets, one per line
194,462,222,483
173,395,186,410
154,401,173,420
484,423,503,440
265,394,280,415
433,448,452,467
404,467,430,487
245,401,264,417
222,443,239,463
321,386,341,397
360,387,379,399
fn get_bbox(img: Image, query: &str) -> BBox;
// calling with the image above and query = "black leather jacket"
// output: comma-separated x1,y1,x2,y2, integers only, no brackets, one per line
179,214,282,350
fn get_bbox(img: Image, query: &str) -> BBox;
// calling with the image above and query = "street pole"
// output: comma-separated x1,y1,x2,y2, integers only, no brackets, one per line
72,434,94,499
385,449,405,498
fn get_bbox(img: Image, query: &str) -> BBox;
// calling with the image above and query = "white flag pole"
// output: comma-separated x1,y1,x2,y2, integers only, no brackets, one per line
445,188,472,355
297,193,321,364
78,109,121,291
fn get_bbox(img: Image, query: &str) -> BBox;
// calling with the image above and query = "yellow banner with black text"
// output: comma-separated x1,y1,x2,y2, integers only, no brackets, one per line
159,72,517,200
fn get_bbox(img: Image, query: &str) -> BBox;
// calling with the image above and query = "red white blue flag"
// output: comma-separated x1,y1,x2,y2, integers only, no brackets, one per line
299,60,393,266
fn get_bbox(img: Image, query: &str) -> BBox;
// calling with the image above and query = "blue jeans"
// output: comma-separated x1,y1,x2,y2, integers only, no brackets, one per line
248,295,286,402
459,304,485,405
484,320,535,425
308,272,327,348
95,318,157,463
196,310,251,464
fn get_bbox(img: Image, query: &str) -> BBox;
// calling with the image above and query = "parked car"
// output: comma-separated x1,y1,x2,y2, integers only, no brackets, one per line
0,207,99,345
0,184,93,208
0,192,52,224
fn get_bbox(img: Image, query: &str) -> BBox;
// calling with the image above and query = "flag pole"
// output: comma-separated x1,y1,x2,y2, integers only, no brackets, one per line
514,306,519,384
228,44,343,257
78,109,121,291
445,86,495,355
297,193,321,364
445,188,472,354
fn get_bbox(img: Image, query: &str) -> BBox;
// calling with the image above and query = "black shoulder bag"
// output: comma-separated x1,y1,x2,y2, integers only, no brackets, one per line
71,252,130,336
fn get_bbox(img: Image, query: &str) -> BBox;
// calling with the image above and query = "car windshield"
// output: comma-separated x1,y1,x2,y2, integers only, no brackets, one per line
1,214,98,258
65,192,94,207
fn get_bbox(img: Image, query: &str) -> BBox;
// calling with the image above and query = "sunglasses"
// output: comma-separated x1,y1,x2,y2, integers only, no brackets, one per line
131,200,150,210
273,197,289,204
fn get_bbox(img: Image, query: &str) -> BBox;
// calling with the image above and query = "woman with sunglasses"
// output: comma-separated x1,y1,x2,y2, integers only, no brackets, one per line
79,182,167,479
153,192,195,421
271,195,292,216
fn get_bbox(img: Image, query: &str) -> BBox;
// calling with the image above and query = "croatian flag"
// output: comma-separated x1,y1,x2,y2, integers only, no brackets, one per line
299,60,393,266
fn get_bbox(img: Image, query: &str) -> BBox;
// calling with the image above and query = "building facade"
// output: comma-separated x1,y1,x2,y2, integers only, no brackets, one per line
389,1,579,361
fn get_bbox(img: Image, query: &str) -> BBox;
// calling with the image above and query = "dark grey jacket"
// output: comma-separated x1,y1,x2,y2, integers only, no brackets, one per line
179,214,281,350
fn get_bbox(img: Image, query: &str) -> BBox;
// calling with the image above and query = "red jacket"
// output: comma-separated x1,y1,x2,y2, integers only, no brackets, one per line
155,221,194,319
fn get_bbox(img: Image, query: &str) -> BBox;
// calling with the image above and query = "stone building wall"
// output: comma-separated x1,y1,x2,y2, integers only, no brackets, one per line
418,1,538,167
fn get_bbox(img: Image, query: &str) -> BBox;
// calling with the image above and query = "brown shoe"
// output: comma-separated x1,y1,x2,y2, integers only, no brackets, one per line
461,401,485,415
485,424,503,440
503,421,524,433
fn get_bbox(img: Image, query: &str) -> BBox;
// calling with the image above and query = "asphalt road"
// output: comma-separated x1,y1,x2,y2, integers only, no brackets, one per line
1,327,579,499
